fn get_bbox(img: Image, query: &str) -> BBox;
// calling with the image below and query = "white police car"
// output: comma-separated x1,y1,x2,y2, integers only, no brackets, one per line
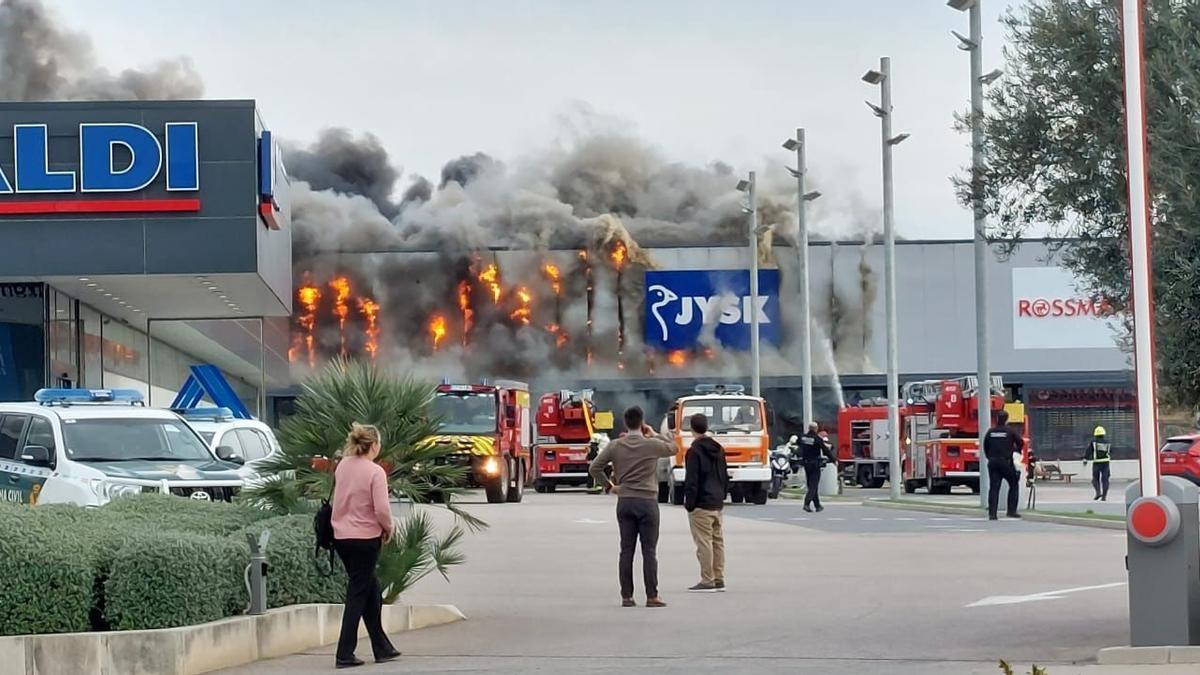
0,389,244,506
176,408,281,481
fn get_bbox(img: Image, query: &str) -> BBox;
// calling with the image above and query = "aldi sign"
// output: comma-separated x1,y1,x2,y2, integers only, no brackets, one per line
644,269,781,351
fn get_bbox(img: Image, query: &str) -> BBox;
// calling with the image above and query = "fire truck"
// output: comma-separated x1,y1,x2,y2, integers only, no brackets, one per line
531,389,614,493
659,384,773,506
837,376,1026,494
427,380,532,504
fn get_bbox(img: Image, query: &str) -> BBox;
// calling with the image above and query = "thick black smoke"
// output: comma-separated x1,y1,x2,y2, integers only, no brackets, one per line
284,129,402,219
0,0,203,101
439,152,500,189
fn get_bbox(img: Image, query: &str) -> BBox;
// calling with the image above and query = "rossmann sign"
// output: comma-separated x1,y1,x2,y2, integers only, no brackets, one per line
1011,267,1120,350
0,122,285,229
644,269,781,351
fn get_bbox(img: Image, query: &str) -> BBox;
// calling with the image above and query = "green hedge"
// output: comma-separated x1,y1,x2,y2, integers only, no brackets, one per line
0,495,344,636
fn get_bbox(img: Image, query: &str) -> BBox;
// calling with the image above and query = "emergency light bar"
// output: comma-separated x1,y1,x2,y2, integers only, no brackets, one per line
694,383,746,395
175,407,236,421
35,388,145,405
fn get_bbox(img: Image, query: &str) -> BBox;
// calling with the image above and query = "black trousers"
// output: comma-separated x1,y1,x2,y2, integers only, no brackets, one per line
803,463,822,509
987,460,1020,517
616,498,660,599
334,538,396,661
1092,462,1111,498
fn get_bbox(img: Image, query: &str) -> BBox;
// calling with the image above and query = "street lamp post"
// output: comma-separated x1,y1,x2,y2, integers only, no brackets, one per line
783,130,823,426
949,0,1002,509
736,172,763,397
863,57,908,501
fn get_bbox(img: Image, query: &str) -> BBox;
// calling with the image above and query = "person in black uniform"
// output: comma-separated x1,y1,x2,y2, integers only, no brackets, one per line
983,410,1025,520
799,422,835,513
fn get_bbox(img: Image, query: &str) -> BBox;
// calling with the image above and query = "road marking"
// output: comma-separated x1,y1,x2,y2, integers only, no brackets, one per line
930,517,952,521
826,517,845,521
926,525,957,529
760,517,777,521
572,518,607,524
966,582,1126,608
861,517,881,521
893,517,915,521
948,528,986,533
790,517,809,521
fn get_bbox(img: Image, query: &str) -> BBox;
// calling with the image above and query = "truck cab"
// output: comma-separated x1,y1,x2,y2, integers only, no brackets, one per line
658,384,772,505
427,380,531,504
532,389,613,493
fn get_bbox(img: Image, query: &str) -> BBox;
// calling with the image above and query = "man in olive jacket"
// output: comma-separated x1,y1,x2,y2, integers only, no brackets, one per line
683,413,729,593
589,406,677,607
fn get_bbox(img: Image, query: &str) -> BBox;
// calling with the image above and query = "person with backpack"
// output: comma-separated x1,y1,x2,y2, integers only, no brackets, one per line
330,423,401,669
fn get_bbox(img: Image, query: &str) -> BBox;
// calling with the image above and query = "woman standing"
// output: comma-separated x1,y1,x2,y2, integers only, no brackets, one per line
332,423,401,669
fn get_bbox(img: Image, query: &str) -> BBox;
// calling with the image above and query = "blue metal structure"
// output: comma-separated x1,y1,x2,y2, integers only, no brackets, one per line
169,364,253,420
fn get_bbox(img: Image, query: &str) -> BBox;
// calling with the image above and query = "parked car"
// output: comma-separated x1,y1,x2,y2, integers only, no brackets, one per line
1159,434,1200,486
0,389,244,506
176,407,282,483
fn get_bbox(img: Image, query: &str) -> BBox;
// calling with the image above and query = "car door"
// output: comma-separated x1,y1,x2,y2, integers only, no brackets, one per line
17,416,57,505
235,429,269,464
0,414,32,504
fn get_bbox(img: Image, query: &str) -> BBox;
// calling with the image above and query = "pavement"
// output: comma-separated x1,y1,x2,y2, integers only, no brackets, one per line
849,479,1130,519
218,487,1180,674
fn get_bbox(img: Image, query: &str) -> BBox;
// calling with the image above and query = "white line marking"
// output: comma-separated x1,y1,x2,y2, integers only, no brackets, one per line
861,517,881,521
790,517,809,521
966,582,1126,608
572,518,607,524
826,517,845,521
894,517,916,521
948,528,986,533
760,517,777,521
930,517,952,521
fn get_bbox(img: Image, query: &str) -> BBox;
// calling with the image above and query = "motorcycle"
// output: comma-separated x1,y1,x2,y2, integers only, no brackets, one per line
769,436,800,499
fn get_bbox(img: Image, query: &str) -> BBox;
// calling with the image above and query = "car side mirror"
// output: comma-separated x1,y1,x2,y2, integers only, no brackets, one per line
216,446,245,465
765,404,775,427
20,445,52,468
666,415,676,431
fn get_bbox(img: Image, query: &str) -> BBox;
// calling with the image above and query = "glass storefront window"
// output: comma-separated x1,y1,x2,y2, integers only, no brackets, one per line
0,282,46,401
80,304,103,389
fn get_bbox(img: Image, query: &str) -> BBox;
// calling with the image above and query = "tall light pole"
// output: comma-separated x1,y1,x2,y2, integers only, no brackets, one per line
949,0,1003,508
863,57,908,501
783,130,822,426
736,172,763,396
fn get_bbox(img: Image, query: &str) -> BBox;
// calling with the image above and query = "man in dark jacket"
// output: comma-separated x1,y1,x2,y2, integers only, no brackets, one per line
683,413,729,593
799,423,835,513
983,410,1025,520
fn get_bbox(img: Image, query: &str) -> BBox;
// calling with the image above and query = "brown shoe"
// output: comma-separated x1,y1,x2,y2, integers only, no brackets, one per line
646,597,667,608
621,598,636,607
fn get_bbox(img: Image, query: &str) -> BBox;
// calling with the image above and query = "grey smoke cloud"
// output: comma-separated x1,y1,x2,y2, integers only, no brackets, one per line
0,0,202,101
284,129,403,220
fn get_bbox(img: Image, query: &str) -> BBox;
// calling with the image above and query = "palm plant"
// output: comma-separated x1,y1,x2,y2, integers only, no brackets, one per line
241,358,483,600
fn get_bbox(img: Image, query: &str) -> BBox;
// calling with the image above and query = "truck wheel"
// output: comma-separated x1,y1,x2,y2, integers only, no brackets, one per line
506,459,525,503
857,466,872,488
534,482,548,494
751,483,769,505
670,482,686,506
485,458,509,504
903,480,918,495
969,480,981,495
657,482,670,504
869,478,886,489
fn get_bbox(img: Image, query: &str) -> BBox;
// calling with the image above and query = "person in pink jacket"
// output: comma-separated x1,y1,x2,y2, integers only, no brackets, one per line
331,423,400,669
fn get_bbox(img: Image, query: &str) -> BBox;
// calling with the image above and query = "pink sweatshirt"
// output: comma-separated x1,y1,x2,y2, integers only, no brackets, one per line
332,455,393,540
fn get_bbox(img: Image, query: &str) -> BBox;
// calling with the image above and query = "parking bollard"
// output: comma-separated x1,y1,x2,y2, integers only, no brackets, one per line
246,530,271,615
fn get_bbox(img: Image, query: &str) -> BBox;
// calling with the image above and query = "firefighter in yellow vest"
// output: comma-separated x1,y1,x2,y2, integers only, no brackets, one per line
1082,426,1113,501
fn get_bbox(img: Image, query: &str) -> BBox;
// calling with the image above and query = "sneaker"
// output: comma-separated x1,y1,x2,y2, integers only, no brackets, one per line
715,580,726,592
803,505,813,513
335,657,365,669
815,505,825,513
988,514,998,521
375,650,401,664
688,582,718,593
1093,495,1101,501
646,597,667,608
622,597,636,607
1006,513,1022,519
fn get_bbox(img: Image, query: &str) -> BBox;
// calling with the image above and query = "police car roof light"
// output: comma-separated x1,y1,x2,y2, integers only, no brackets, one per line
175,407,235,421
694,383,746,395
34,388,145,405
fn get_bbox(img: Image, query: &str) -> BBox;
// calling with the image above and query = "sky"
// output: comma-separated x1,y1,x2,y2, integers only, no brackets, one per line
49,0,1021,240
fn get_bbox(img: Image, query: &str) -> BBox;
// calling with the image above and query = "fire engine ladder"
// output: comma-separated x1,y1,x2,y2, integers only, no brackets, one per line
957,375,1005,399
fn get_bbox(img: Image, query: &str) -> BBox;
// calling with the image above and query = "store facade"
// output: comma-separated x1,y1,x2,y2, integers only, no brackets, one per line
0,100,291,414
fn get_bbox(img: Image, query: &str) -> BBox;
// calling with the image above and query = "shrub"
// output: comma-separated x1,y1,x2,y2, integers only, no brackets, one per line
0,528,93,635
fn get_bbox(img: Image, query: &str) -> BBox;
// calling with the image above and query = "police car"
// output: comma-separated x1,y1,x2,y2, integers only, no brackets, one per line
176,407,282,482
0,389,244,506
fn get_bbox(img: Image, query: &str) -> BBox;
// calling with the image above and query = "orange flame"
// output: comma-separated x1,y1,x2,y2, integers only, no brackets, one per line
296,283,321,367
510,286,533,325
330,277,352,355
457,280,473,345
429,314,447,350
610,240,627,269
546,323,569,348
359,298,380,360
479,264,502,303
542,263,562,295
667,350,687,367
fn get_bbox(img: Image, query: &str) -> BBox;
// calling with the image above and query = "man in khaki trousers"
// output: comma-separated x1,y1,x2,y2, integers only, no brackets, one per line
682,413,729,592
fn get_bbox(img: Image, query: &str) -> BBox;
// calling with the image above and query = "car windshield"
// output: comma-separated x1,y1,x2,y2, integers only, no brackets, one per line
1161,439,1195,454
63,418,216,462
681,399,763,433
431,392,497,435
198,431,215,443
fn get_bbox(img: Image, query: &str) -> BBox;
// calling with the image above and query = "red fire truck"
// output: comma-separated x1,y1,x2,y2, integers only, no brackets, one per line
837,376,1027,494
532,389,613,493
426,380,532,504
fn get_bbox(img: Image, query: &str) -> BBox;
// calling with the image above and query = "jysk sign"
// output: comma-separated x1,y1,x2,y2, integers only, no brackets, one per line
0,123,199,214
644,269,781,351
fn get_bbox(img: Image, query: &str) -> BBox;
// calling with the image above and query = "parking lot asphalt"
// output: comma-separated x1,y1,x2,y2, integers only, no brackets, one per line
220,489,1143,674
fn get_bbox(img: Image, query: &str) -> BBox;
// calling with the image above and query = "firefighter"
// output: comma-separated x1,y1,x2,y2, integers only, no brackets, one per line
799,422,834,513
1082,426,1112,501
983,410,1025,520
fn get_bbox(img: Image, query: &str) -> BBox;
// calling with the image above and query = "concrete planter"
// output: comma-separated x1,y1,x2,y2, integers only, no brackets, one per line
0,603,465,675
